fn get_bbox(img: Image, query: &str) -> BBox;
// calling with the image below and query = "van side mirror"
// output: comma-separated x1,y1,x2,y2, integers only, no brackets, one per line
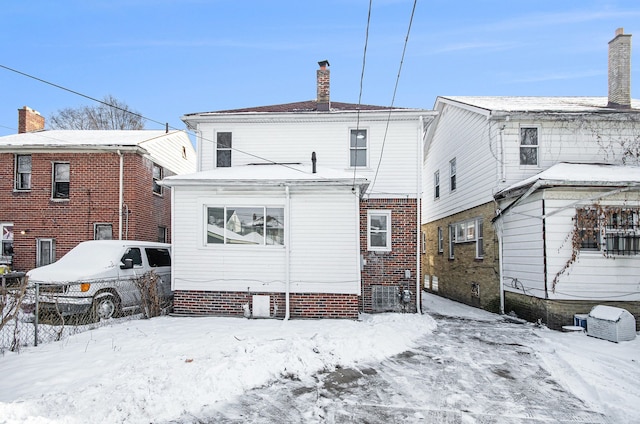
120,258,134,269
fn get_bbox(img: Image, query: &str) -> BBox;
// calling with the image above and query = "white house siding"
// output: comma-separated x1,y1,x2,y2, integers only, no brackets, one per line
542,193,640,302
171,185,360,295
194,112,424,198
500,194,546,298
422,103,498,224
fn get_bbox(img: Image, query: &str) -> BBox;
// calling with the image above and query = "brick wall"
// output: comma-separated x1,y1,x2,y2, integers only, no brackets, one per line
421,202,501,312
0,151,172,271
360,198,418,313
174,290,359,319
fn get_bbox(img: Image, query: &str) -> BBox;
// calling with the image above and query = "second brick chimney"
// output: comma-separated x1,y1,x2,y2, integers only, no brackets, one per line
317,60,330,111
18,106,45,133
608,28,632,109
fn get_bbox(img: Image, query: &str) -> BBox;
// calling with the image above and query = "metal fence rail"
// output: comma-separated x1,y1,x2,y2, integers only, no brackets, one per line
1,272,171,354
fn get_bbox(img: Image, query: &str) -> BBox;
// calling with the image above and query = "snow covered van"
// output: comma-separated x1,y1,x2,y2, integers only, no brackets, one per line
27,240,172,320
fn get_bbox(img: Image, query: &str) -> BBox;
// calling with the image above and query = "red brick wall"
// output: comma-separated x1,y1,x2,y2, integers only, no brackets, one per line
174,290,359,319
0,151,172,271
360,198,418,313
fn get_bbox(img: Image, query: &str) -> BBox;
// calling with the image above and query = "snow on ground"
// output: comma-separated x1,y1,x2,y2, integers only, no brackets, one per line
0,293,639,424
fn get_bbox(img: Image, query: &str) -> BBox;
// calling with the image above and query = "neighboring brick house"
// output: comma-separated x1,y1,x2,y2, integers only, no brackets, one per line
163,61,436,319
421,29,640,329
0,107,195,272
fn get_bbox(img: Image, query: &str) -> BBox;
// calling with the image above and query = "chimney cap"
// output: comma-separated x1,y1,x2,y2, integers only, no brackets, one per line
318,60,330,68
615,27,624,36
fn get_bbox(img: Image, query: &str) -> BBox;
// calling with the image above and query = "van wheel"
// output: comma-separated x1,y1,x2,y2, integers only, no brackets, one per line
92,293,120,321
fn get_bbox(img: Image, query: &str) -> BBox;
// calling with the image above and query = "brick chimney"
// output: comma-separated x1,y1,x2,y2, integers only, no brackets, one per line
317,60,330,111
18,106,45,133
608,28,632,109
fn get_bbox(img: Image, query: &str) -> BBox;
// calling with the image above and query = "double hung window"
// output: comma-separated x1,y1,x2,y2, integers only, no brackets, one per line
449,158,456,192
350,129,367,167
216,132,232,168
52,162,70,199
153,164,163,195
15,155,31,190
434,171,440,199
36,238,55,267
520,127,539,166
450,218,484,259
367,210,391,251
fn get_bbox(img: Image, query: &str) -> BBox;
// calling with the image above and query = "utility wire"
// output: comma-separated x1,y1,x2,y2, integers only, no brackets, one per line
368,0,418,196
352,0,373,191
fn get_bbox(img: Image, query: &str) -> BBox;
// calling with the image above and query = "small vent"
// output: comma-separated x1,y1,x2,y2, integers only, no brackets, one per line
372,285,399,312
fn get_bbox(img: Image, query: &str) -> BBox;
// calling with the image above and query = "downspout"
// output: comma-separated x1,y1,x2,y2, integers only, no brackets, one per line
117,150,124,240
496,217,505,315
416,116,424,314
284,184,291,320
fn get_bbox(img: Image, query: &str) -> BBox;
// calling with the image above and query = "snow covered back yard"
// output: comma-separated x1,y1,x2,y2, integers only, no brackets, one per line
0,293,638,423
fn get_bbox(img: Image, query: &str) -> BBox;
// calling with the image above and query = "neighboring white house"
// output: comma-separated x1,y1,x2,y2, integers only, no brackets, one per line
164,61,436,319
421,29,640,329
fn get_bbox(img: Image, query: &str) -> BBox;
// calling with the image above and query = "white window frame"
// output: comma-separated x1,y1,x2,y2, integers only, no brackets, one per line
1,222,14,263
421,231,426,254
367,210,391,252
52,162,70,200
437,226,444,253
15,154,32,191
216,131,232,168
152,164,163,196
449,158,456,192
434,170,440,199
205,205,285,246
578,207,640,256
349,128,368,168
451,217,484,260
519,127,539,166
158,226,167,243
36,238,55,267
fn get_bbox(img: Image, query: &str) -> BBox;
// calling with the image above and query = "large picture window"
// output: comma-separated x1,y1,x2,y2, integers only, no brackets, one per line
206,206,284,245
367,210,391,251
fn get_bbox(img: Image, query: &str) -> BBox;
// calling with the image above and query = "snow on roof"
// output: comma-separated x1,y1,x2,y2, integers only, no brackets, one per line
163,164,368,187
0,130,196,175
439,96,640,113
497,163,640,197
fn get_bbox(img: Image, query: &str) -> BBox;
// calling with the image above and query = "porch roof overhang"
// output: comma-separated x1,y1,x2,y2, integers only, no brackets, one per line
161,164,369,191
493,163,640,221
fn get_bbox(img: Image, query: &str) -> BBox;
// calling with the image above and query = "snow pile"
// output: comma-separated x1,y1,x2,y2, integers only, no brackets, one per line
0,313,436,424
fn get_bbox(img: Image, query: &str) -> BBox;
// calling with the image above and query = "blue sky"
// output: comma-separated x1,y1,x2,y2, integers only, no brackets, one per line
1,0,639,137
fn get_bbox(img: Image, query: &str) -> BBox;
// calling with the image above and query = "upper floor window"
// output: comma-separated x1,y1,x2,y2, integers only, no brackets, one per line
350,129,367,167
434,170,440,199
15,154,31,190
153,164,163,195
367,210,391,251
52,162,69,199
449,158,457,192
217,132,232,168
520,127,538,166
206,206,284,246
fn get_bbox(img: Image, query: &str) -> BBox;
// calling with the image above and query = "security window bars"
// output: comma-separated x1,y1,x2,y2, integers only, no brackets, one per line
153,164,163,195
350,129,367,167
52,162,69,199
367,210,391,251
206,206,284,245
520,128,538,166
577,207,640,255
15,155,31,190
216,132,232,168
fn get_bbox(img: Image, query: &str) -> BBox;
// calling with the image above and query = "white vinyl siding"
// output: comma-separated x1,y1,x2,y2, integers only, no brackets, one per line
171,186,360,295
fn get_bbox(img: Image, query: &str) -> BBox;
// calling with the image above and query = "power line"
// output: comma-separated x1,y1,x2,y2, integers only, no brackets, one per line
368,0,419,196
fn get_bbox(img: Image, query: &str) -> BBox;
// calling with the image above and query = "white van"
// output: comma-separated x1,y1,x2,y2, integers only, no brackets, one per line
27,240,172,320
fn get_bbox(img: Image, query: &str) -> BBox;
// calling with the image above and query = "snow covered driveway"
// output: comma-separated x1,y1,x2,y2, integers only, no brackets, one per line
196,314,611,423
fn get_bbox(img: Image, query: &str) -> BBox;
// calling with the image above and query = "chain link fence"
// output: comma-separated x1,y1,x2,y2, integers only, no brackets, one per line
1,272,172,354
